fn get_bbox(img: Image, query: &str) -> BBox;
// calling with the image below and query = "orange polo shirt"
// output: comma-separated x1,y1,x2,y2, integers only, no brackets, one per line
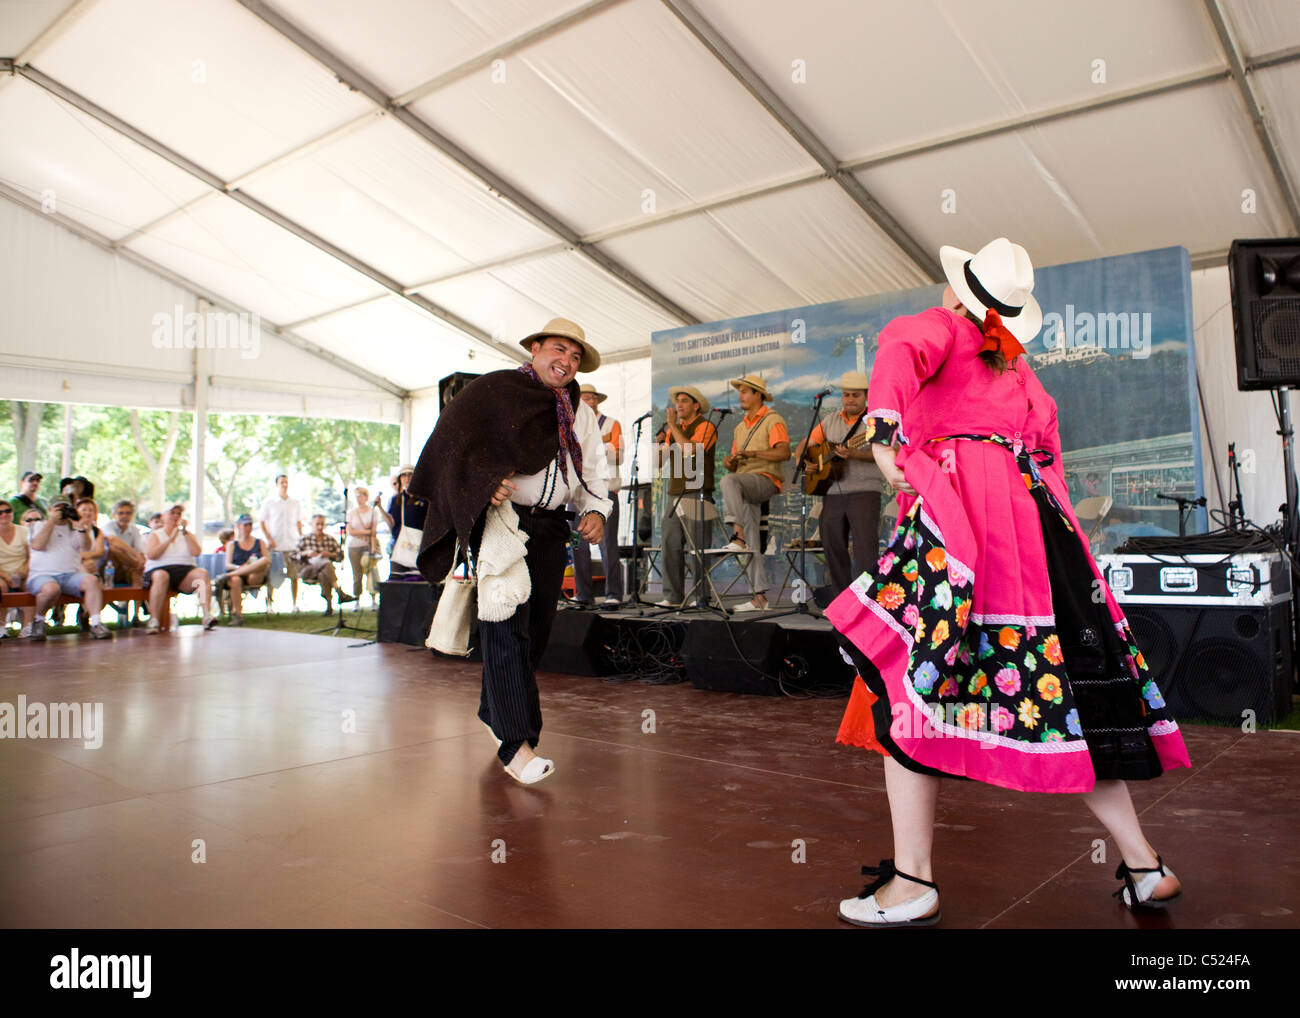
808,409,865,446
730,404,790,491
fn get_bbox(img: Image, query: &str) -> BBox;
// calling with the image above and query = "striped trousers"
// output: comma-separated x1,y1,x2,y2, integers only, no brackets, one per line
476,510,570,764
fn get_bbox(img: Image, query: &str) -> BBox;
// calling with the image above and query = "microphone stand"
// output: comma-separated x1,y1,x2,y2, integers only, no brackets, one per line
314,486,371,640
626,413,656,611
1227,442,1244,530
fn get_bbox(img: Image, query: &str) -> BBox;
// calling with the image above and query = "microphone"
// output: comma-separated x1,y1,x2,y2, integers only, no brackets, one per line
714,407,733,416
814,386,834,398
634,410,653,423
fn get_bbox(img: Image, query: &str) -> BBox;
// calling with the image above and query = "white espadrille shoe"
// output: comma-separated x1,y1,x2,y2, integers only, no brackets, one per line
837,859,941,928
1114,856,1181,910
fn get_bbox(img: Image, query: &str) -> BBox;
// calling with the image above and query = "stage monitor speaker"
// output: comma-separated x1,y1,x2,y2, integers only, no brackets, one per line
439,371,481,409
1122,601,1293,724
538,609,618,676
779,626,856,692
1228,238,1300,390
378,581,436,646
684,620,785,696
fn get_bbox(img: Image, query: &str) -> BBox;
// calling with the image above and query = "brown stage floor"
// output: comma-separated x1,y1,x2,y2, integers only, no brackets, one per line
0,627,1296,929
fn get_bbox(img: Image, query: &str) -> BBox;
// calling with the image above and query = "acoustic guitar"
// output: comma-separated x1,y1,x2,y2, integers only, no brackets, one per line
803,432,870,496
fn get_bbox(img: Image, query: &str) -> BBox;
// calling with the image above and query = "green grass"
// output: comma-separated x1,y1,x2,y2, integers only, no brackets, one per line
3,608,379,641
221,608,378,638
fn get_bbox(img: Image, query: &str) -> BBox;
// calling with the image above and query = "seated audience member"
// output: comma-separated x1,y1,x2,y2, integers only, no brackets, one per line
74,498,108,630
143,504,216,633
102,499,147,625
14,507,45,636
76,498,108,575
295,514,354,615
216,528,235,552
148,511,163,530
102,500,147,586
217,514,270,626
346,487,388,607
26,496,111,641
12,471,46,516
0,499,35,637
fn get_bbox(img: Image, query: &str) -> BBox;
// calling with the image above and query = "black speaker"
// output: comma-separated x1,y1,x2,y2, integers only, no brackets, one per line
439,371,480,409
779,625,856,692
684,620,784,695
1229,238,1300,390
378,581,436,646
538,608,618,676
1123,601,1293,724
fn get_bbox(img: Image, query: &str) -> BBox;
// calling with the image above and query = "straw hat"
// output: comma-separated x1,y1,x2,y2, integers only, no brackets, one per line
579,383,608,404
519,317,601,372
668,384,710,416
839,371,871,391
729,373,772,401
939,238,1042,345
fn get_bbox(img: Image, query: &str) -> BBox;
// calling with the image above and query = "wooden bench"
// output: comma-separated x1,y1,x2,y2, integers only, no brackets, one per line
1,586,170,629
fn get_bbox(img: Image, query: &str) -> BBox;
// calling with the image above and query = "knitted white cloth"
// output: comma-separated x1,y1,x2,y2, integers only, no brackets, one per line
475,502,531,622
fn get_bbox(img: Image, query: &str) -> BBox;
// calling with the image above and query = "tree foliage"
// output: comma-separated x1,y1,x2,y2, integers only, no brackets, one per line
1,401,398,526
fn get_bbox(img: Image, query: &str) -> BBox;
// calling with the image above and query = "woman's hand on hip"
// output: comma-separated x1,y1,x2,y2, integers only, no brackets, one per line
872,444,915,495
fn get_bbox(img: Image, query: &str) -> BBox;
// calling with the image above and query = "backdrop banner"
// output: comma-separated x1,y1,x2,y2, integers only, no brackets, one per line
649,245,1201,571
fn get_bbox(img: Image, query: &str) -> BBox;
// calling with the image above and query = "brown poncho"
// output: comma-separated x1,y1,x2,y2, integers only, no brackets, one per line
409,369,579,583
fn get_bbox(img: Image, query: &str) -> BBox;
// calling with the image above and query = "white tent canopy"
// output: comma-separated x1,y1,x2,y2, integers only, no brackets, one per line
3,0,1300,523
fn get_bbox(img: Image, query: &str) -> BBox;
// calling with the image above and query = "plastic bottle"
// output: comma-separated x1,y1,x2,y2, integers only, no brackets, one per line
104,562,115,588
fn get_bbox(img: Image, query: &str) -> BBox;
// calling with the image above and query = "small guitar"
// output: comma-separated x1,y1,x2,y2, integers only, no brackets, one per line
804,432,870,496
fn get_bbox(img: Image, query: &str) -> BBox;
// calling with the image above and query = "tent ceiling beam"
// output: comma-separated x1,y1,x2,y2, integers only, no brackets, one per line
844,68,1231,172
384,46,1300,296
1191,248,1229,270
120,109,386,244
119,1,626,245
391,0,630,107
12,63,529,366
1202,0,1300,231
235,0,699,326
0,350,193,385
660,0,942,282
12,0,98,67
0,180,410,399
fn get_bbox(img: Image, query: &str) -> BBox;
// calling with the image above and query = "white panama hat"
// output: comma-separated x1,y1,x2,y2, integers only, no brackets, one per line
939,237,1043,345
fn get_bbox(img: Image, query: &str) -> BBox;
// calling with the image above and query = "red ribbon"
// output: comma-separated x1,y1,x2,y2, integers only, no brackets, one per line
978,308,1025,360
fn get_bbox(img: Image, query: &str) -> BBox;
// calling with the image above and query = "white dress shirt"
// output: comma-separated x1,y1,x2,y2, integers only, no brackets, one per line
260,495,304,549
509,399,613,519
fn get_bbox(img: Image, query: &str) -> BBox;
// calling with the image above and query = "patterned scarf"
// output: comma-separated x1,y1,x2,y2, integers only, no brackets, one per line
518,364,597,498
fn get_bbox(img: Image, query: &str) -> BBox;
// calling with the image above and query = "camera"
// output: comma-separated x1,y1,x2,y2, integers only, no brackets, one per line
55,502,78,521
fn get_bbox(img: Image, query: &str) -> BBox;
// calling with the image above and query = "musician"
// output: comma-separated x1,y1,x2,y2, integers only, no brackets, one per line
794,371,885,596
571,384,624,604
719,374,790,612
655,385,718,607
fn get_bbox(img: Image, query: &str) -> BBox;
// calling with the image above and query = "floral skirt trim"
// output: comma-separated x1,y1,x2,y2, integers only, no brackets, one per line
828,481,1189,793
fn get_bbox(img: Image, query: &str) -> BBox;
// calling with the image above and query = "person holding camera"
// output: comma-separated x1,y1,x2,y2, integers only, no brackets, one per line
26,496,111,641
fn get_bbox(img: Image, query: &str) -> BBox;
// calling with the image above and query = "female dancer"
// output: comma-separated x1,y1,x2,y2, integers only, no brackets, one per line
829,238,1189,927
